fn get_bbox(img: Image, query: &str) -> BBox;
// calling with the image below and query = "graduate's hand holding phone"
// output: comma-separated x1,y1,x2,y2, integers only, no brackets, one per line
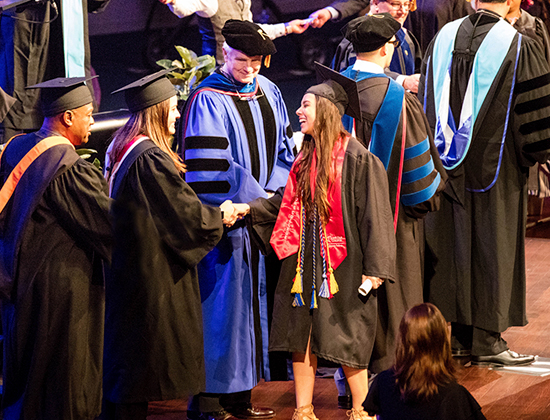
359,275,384,296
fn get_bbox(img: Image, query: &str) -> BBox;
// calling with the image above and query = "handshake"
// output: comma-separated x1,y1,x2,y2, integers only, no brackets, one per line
219,200,250,227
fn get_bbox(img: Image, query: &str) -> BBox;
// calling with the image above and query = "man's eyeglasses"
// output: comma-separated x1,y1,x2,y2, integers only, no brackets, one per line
385,1,411,11
387,39,401,48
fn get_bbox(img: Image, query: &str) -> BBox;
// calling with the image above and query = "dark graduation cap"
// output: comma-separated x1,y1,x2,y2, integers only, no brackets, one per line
344,13,401,54
112,69,177,113
306,62,361,119
0,86,16,123
26,76,96,117
222,20,277,57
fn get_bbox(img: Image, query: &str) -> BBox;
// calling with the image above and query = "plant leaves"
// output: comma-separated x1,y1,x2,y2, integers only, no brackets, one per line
176,46,193,67
156,59,174,69
171,60,184,70
160,46,216,101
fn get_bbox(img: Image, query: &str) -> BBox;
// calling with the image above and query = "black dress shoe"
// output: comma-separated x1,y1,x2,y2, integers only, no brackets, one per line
471,350,535,366
226,403,275,419
337,395,352,410
452,348,472,357
187,409,240,420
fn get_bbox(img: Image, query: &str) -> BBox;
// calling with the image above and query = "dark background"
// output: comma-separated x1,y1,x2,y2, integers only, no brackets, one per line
88,0,350,131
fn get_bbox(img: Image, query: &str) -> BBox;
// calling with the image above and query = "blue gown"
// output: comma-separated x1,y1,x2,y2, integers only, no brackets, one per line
181,71,295,393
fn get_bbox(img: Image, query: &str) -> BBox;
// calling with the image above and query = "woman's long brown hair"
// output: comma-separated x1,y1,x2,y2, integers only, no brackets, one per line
295,95,348,225
109,97,185,173
393,303,456,401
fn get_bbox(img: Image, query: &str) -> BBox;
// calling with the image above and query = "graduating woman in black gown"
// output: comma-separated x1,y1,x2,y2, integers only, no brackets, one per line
244,79,396,420
102,70,238,420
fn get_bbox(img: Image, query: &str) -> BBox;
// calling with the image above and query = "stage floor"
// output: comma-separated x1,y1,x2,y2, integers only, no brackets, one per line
144,237,550,420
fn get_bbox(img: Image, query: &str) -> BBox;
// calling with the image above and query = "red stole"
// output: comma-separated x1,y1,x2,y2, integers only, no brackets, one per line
270,136,349,302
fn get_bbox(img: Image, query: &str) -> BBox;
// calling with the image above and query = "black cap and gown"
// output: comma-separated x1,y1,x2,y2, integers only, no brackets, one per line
247,75,397,370
102,70,224,405
0,76,112,419
337,14,447,371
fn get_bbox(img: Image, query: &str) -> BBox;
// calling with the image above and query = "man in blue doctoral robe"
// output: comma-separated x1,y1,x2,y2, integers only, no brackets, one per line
419,0,550,365
180,20,295,420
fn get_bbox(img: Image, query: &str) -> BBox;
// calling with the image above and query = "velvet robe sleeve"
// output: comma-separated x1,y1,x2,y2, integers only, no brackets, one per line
184,91,271,205
45,159,112,264
513,36,550,168
400,91,447,218
124,148,224,270
355,149,397,282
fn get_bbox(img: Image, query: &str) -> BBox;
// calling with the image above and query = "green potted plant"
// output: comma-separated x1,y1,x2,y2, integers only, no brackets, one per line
157,46,216,102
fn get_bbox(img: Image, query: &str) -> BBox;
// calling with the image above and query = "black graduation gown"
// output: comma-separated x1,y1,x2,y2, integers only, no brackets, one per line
250,138,396,369
405,0,473,55
419,12,550,332
514,10,550,62
364,369,486,420
103,141,224,403
0,130,112,420
350,81,446,372
0,0,109,133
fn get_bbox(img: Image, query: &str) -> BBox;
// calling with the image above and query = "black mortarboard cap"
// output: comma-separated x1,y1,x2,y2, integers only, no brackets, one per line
222,20,277,57
112,69,177,113
0,86,16,123
344,13,401,53
307,62,361,119
26,76,95,117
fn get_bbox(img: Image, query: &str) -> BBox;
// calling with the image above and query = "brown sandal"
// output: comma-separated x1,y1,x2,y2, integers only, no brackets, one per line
346,407,375,420
292,404,319,420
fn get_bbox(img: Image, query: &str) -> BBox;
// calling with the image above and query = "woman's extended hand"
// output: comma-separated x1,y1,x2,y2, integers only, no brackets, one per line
233,203,250,220
220,200,238,226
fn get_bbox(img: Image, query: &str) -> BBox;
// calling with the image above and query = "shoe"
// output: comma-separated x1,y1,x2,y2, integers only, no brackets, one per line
338,395,352,410
227,403,275,419
471,349,535,366
292,404,318,420
452,348,471,357
187,409,240,420
347,407,375,420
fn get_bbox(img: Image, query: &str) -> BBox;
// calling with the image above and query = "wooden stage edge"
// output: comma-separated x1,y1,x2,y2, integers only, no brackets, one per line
147,237,550,420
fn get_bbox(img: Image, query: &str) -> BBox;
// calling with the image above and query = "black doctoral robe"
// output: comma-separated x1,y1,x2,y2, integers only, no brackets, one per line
103,140,224,403
0,130,112,420
419,12,550,333
344,75,446,372
249,138,396,369
513,10,550,196
0,0,109,135
405,0,473,54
